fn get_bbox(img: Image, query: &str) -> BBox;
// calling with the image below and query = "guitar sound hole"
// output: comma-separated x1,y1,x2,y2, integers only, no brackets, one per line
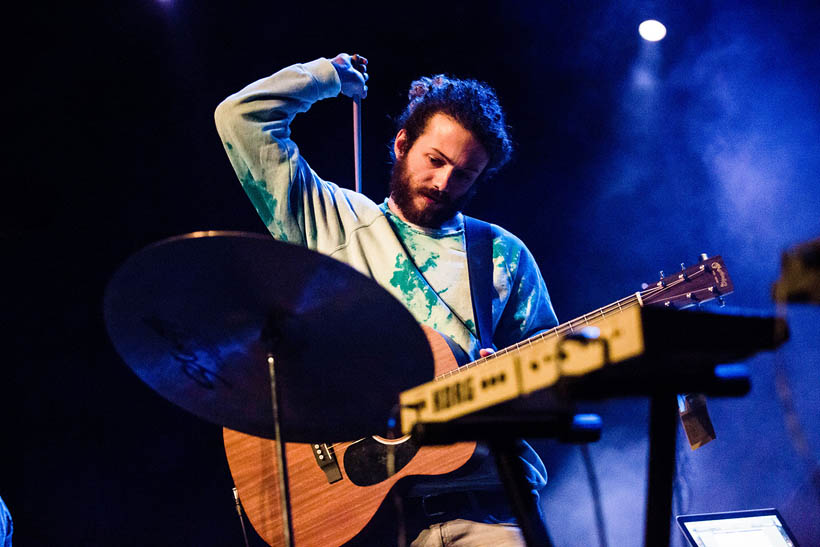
343,437,420,486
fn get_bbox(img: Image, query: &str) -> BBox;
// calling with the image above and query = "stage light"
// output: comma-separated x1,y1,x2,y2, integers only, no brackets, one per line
639,19,667,42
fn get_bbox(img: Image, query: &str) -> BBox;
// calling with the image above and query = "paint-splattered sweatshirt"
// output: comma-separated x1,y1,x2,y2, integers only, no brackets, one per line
215,58,558,496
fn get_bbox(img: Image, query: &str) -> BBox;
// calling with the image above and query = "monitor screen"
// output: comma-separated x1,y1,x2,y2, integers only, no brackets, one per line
677,509,798,547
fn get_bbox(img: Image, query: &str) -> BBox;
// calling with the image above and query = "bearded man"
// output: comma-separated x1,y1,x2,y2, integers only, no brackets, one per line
215,52,558,547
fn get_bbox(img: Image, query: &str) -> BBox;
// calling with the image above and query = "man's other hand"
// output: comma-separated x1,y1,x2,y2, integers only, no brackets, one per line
479,348,495,358
331,53,368,99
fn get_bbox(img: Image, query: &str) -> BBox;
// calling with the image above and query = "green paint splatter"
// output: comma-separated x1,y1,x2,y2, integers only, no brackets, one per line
417,252,439,273
493,237,520,277
492,237,505,260
464,319,477,336
389,254,438,320
239,168,288,241
225,141,234,150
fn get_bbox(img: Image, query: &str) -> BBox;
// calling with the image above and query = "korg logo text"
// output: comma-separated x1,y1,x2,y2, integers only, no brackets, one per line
433,379,474,412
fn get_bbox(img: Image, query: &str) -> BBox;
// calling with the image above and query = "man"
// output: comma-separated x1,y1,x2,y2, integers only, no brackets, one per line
215,53,558,546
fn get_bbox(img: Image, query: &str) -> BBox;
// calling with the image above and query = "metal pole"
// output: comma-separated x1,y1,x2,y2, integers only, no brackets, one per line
268,354,295,547
644,394,677,547
353,95,362,193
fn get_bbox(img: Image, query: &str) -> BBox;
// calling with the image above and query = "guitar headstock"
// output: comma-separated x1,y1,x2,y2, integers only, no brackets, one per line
640,255,733,309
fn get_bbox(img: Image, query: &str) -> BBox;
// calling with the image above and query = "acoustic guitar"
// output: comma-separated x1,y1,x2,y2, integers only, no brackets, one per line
224,256,732,546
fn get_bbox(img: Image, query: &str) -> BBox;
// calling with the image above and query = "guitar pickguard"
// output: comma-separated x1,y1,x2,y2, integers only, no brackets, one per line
343,437,420,486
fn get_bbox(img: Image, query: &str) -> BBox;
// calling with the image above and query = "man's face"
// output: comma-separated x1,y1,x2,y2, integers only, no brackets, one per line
389,113,489,228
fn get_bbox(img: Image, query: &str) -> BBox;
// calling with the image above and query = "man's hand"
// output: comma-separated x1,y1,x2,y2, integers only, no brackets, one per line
479,348,495,358
331,53,368,99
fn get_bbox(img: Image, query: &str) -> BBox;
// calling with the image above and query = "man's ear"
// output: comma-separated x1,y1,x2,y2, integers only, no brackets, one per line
393,129,408,159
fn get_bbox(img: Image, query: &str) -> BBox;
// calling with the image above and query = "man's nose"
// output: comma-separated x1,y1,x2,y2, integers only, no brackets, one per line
432,167,455,191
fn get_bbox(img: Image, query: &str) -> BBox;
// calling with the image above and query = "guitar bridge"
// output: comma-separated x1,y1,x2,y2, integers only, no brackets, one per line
312,443,342,484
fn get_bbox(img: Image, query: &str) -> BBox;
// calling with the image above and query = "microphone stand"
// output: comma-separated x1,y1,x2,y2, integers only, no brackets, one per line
353,95,362,193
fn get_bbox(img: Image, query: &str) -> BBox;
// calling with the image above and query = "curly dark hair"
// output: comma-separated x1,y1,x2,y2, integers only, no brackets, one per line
392,74,513,182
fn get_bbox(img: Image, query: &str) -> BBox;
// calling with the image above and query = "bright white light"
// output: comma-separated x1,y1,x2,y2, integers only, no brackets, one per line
639,19,667,42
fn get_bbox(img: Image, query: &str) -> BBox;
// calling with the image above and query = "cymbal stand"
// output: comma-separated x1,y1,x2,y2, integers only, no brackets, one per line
267,352,294,547
263,320,295,547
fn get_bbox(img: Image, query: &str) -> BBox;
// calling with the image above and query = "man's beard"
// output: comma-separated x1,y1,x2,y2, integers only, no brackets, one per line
389,155,476,228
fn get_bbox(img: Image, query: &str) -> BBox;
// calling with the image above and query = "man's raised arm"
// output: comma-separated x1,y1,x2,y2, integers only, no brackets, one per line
213,55,367,248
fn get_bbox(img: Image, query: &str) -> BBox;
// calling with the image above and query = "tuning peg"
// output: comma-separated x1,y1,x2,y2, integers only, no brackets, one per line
656,270,666,288
680,262,689,280
699,253,709,262
717,296,726,307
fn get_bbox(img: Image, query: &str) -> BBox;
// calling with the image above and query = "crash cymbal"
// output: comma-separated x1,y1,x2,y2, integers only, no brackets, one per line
104,231,433,442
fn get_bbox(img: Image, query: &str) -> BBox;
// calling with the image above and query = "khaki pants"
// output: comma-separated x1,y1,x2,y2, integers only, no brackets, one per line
411,519,525,547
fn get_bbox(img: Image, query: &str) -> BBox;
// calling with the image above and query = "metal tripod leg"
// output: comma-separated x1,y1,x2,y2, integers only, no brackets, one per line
491,440,554,547
644,394,677,547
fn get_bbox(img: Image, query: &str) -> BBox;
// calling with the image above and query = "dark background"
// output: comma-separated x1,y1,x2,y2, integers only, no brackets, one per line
6,0,819,545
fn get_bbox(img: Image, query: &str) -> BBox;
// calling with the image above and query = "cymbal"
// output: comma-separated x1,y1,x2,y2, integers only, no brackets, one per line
104,231,434,442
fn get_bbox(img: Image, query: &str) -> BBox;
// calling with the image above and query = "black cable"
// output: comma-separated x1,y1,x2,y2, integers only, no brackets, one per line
232,487,251,547
579,444,609,547
672,435,694,518
774,305,820,508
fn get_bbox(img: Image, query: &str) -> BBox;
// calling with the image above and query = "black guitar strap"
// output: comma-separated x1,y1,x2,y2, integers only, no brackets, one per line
464,216,495,350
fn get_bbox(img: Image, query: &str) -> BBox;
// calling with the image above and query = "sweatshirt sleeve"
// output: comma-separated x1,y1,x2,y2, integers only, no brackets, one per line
492,230,559,350
214,58,366,250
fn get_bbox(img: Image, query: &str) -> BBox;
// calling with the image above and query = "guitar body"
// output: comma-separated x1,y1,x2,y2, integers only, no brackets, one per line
224,326,478,547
